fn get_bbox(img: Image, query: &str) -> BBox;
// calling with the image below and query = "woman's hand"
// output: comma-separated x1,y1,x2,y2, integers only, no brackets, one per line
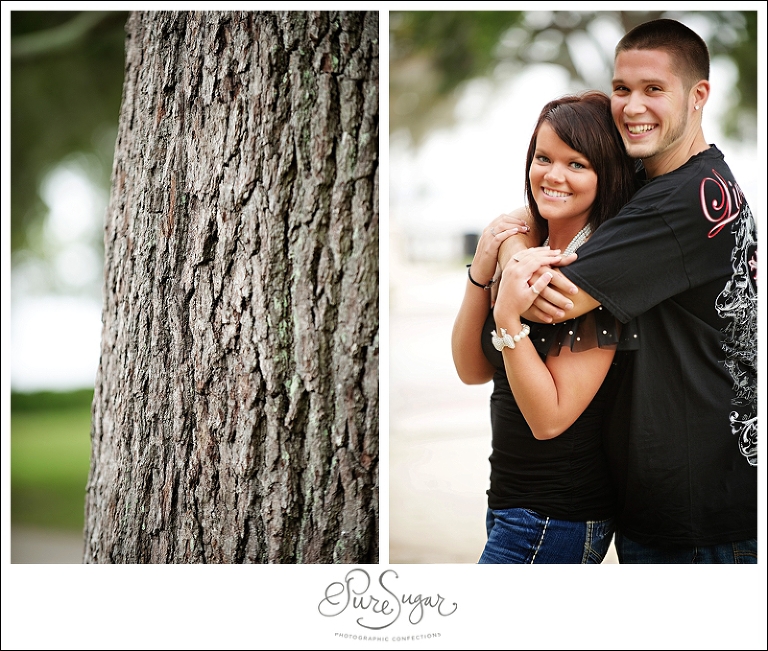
494,247,564,322
468,213,530,288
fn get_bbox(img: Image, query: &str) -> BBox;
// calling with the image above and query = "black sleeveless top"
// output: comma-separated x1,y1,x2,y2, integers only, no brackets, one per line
480,308,638,521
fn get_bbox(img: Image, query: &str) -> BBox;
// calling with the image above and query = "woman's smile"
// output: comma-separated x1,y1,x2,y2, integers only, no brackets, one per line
541,187,571,199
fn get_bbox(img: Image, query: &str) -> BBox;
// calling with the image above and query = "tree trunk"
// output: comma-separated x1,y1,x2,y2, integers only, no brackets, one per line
84,11,378,563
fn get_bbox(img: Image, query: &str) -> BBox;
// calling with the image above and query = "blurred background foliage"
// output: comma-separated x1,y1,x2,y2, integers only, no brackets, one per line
390,10,757,147
11,11,128,539
11,10,128,279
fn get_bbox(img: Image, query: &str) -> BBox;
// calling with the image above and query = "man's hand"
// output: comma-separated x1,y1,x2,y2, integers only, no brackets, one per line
522,254,599,322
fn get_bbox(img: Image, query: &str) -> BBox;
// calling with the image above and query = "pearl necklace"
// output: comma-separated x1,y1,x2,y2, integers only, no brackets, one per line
543,223,592,256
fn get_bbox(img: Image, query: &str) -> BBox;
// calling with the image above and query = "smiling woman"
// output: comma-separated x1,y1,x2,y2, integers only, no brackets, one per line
451,91,638,564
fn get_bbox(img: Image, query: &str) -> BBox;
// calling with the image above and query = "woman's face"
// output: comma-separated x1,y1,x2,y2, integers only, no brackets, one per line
529,122,598,229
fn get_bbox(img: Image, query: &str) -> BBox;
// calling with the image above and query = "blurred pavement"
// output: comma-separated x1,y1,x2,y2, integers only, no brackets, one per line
11,525,83,563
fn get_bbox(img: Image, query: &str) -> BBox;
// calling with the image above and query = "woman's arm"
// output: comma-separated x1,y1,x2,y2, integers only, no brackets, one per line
452,277,496,384
496,207,542,266
493,248,615,439
502,333,615,439
452,213,528,385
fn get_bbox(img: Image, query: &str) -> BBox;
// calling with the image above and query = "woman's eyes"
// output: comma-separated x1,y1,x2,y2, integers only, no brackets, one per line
535,155,588,170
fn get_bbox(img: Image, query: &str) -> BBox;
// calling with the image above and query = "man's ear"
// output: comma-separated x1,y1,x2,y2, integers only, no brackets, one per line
692,80,710,111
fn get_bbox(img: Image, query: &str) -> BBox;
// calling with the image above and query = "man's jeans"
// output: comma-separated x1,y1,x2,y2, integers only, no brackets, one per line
615,531,757,564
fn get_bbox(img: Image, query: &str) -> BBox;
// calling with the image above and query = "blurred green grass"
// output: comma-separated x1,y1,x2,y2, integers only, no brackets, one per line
11,389,93,530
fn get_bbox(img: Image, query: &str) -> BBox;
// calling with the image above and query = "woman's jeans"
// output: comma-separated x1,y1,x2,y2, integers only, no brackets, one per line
478,507,614,564
615,531,757,564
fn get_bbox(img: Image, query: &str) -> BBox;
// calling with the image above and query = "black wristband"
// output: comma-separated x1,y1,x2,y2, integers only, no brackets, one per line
467,264,494,290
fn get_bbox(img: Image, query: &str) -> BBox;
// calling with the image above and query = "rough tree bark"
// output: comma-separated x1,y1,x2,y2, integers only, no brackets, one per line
84,11,378,563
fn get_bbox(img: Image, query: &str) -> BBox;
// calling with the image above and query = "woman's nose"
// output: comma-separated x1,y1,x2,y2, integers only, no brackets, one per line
544,164,565,183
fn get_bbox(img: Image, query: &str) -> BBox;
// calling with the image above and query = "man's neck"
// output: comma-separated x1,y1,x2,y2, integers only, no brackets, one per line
643,132,710,178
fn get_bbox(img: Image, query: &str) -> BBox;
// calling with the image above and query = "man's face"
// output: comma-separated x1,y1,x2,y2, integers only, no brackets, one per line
611,49,692,167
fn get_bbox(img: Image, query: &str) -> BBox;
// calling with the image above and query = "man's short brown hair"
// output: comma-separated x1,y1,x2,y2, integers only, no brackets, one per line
616,18,710,90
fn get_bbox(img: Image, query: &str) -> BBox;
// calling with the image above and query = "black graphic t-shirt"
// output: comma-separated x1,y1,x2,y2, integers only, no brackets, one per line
562,145,757,546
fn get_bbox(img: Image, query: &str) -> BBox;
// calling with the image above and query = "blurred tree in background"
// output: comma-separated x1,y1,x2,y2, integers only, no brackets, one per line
391,10,757,146
11,11,128,292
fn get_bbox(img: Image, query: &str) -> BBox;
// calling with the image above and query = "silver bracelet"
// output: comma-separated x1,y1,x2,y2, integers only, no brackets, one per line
491,324,530,351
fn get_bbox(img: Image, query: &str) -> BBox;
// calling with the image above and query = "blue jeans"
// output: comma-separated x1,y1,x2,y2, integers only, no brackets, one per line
478,507,614,564
615,531,757,564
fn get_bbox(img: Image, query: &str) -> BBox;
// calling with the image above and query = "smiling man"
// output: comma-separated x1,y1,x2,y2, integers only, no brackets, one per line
498,18,757,563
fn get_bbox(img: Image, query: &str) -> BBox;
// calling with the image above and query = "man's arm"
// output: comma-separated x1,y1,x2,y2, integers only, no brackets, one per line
497,208,599,323
526,261,599,322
